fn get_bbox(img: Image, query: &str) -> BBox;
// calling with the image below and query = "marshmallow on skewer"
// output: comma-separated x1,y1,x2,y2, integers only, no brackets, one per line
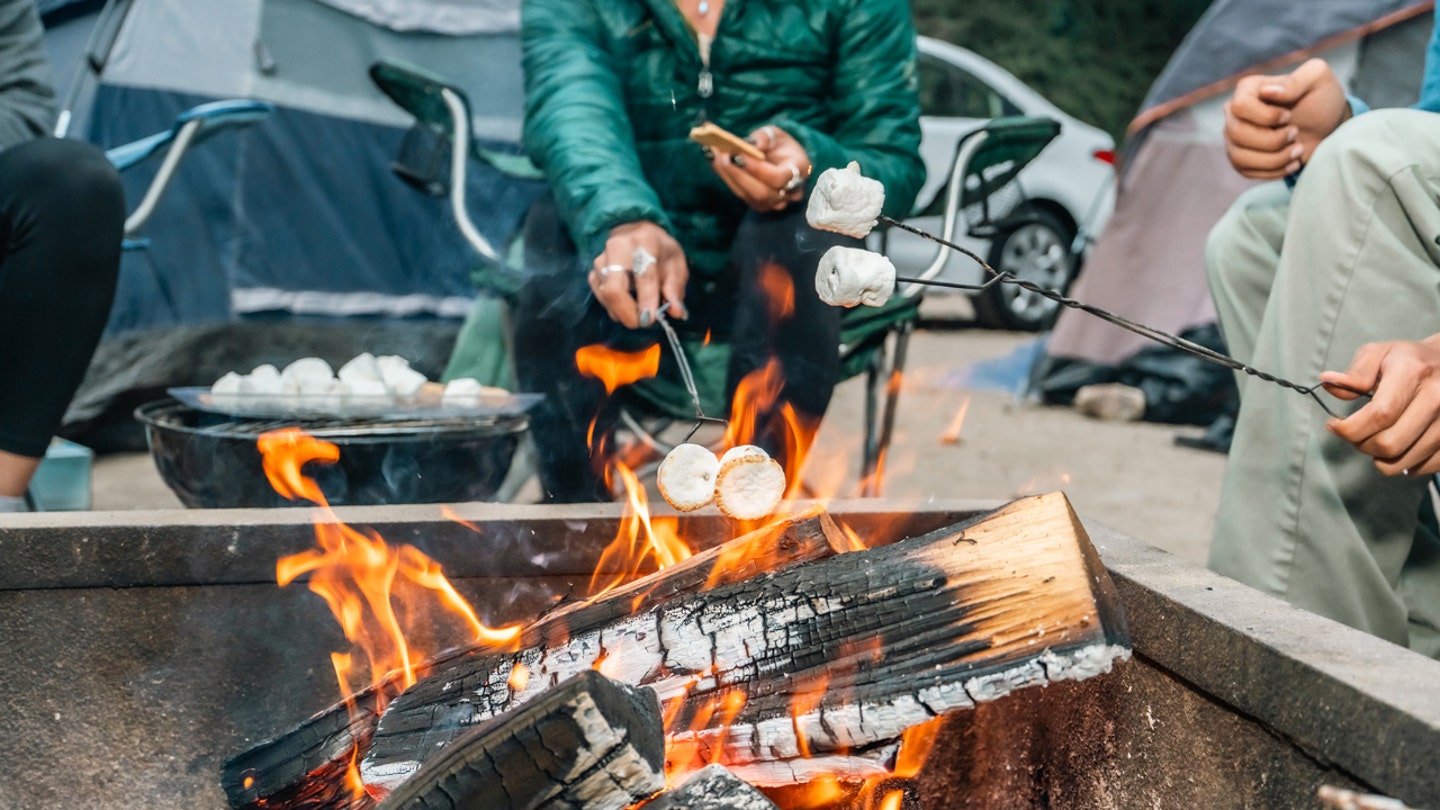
657,443,721,512
806,161,886,239
338,352,384,386
816,245,896,308
714,454,786,521
719,444,769,466
209,371,251,409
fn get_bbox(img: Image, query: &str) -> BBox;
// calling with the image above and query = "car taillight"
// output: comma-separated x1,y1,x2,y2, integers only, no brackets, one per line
1092,149,1116,165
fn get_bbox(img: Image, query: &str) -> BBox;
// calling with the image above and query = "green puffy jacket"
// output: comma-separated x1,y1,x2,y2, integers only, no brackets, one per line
521,0,925,279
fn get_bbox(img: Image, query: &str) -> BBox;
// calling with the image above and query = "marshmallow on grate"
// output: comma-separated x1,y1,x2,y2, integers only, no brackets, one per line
209,372,251,410
657,442,722,512
245,364,286,407
714,454,786,521
441,377,486,406
376,355,429,398
338,352,384,385
806,161,886,239
345,377,390,401
816,245,896,308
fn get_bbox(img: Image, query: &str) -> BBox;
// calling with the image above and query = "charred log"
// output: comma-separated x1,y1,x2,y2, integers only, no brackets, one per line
375,670,664,810
363,493,1130,793
645,764,778,810
222,508,842,810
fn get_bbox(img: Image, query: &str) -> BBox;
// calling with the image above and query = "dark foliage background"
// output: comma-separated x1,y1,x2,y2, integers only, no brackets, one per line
910,0,1214,144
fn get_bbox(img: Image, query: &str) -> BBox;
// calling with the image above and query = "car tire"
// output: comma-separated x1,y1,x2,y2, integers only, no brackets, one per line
972,207,1078,332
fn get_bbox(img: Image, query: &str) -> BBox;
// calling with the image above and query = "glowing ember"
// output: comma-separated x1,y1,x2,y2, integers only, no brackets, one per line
575,343,662,393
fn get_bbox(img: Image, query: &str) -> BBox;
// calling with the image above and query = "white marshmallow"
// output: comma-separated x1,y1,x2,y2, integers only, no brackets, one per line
657,443,722,512
345,377,391,401
209,372,250,410
442,377,485,406
377,355,429,398
805,161,886,239
245,365,286,407
816,245,896,308
281,357,335,389
338,352,384,385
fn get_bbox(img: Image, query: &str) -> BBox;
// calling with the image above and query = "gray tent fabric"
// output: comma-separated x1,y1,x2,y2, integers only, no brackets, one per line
43,0,533,334
1035,1,1432,426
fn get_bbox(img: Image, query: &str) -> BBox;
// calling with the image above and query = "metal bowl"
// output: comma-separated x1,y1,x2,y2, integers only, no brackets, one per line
136,398,527,508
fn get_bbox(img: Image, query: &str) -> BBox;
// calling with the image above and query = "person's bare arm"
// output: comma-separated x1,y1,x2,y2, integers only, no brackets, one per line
1223,58,1350,180
1322,336,1440,477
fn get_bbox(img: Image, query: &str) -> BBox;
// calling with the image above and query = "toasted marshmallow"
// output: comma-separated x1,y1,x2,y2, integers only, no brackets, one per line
816,246,896,308
719,444,769,467
714,455,786,521
806,161,886,239
657,443,721,512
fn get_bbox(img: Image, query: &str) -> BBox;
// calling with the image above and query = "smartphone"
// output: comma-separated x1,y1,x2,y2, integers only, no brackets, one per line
689,121,765,161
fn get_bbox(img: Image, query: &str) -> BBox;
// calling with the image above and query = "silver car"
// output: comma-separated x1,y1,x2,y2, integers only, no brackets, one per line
880,36,1117,331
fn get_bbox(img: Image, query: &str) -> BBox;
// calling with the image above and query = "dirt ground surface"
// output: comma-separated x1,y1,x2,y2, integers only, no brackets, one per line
88,296,1228,565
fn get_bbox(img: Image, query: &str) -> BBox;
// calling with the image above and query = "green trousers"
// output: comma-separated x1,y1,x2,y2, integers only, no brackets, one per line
1205,108,1440,658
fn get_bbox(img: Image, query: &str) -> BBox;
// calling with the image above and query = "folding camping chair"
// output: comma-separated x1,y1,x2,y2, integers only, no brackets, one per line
368,59,1060,497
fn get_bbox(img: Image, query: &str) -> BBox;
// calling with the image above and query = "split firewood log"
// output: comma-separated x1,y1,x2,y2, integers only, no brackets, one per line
645,764,779,810
362,492,1130,794
375,670,664,810
221,507,846,810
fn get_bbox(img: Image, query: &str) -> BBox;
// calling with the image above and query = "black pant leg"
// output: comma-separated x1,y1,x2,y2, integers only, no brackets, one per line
725,206,858,468
0,138,123,459
512,195,629,503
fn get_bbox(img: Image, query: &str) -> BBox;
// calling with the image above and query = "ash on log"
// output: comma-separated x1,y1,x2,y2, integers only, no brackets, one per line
223,507,845,810
645,764,778,810
375,670,664,810
363,492,1130,793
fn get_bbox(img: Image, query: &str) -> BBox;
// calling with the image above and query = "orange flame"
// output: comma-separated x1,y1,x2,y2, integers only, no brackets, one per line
758,261,796,322
589,462,692,597
575,343,662,394
722,359,818,501
263,428,522,702
940,396,971,445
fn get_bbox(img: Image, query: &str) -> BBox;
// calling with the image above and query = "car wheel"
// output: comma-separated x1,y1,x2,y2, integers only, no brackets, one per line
972,208,1077,332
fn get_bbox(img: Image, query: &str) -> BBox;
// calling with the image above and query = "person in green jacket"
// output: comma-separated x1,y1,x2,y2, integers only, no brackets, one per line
514,0,925,502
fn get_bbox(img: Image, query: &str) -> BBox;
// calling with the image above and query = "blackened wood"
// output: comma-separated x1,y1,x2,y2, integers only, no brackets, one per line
644,764,778,810
375,670,664,810
363,492,1130,792
222,508,842,810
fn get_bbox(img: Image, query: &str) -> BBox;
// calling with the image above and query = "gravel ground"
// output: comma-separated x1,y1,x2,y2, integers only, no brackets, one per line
88,295,1228,564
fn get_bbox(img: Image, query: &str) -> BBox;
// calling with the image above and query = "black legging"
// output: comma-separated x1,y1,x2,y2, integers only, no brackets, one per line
0,138,124,458
512,195,858,503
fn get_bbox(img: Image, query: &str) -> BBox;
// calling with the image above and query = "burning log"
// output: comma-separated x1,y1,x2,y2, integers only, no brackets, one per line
362,492,1129,794
645,764,779,810
222,507,844,810
375,671,664,810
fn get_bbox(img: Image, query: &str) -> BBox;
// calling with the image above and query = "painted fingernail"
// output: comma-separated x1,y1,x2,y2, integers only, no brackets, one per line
700,145,715,161
1277,110,1292,124
1286,127,1297,143
1290,144,1304,159
639,309,652,328
732,154,747,168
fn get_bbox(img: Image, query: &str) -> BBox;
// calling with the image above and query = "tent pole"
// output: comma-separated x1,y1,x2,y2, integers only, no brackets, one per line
55,0,138,138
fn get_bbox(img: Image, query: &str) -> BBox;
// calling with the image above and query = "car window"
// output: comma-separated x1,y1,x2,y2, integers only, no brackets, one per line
917,53,1022,119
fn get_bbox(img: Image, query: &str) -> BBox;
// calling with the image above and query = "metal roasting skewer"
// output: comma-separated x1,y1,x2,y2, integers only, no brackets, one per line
654,301,728,441
878,215,1371,419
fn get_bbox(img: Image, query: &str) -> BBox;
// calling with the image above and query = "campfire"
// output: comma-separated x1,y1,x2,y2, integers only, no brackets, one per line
219,404,1129,808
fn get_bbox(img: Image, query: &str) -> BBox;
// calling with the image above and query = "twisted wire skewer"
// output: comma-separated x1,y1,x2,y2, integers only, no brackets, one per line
654,302,728,441
879,215,1369,419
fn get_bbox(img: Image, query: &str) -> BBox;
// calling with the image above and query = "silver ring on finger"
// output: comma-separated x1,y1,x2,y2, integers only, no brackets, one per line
632,247,656,277
783,163,804,192
598,263,628,278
